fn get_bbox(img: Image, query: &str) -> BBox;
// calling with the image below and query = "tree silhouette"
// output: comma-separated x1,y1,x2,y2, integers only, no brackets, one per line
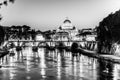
73,26,76,30
0,25,5,45
59,26,62,30
0,0,15,9
0,0,15,45
97,10,120,53
9,0,15,3
22,25,31,40
31,29,36,40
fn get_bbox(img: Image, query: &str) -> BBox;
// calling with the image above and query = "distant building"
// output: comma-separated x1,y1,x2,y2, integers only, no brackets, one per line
36,34,45,41
78,28,97,41
53,18,78,41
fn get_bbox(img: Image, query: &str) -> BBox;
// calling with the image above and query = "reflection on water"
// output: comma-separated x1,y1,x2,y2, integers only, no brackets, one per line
98,60,114,80
39,48,46,78
57,53,61,80
0,47,120,80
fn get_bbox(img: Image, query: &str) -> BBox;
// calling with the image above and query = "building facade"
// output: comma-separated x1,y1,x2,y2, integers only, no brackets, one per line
53,18,78,41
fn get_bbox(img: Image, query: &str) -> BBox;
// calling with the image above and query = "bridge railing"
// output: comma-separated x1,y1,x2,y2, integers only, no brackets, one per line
8,40,98,43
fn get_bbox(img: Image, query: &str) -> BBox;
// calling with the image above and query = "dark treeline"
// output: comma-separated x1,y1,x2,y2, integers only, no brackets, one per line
0,25,57,41
3,25,42,40
42,30,56,40
97,10,120,53
3,25,37,40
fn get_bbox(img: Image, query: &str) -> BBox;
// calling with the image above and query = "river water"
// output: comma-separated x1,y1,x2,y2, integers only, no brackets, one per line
0,47,120,80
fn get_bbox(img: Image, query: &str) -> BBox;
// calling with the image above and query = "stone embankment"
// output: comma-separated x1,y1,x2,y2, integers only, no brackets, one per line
78,48,120,64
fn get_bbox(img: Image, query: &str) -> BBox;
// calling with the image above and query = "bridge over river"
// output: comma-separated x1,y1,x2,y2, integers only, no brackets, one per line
4,40,97,50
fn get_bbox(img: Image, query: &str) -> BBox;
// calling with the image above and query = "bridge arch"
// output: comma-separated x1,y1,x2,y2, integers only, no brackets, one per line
4,41,16,49
37,42,49,47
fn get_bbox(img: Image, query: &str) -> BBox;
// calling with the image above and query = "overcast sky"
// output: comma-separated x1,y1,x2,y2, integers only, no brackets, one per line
1,0,120,31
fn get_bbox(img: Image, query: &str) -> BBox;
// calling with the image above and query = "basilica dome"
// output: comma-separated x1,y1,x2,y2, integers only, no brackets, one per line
61,18,74,30
63,19,71,23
